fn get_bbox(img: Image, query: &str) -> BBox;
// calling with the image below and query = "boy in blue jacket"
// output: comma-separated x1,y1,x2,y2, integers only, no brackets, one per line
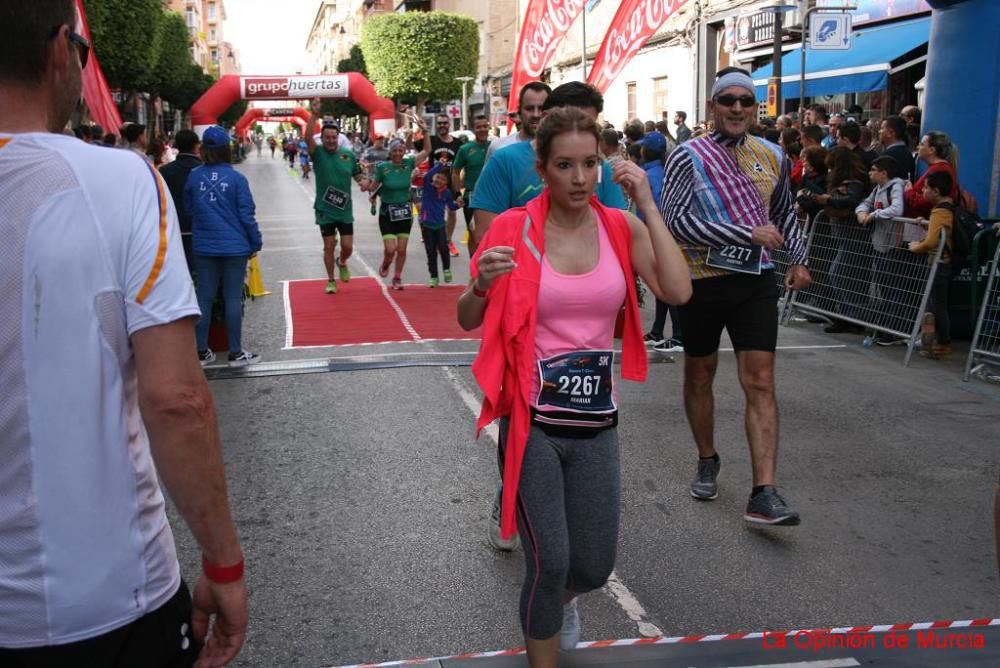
420,160,463,286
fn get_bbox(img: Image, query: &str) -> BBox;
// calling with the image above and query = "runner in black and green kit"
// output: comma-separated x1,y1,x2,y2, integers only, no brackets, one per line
451,114,492,257
369,129,431,290
307,97,371,294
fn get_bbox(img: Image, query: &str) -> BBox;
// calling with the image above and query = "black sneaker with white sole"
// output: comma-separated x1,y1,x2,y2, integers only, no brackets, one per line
198,349,216,366
653,337,685,353
744,486,800,526
227,350,261,367
643,332,665,346
690,454,720,500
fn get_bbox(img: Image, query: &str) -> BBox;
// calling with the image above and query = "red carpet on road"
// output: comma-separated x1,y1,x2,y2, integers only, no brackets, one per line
285,278,480,348
390,284,481,341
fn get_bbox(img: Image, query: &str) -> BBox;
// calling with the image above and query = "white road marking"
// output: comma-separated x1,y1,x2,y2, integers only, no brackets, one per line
440,367,662,637
720,660,860,668
282,281,293,349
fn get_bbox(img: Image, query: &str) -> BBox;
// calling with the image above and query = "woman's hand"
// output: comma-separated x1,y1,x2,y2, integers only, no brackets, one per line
475,246,516,291
611,160,654,208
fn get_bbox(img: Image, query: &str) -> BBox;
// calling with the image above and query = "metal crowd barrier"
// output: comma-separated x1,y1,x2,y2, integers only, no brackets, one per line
963,240,1000,382
778,213,945,367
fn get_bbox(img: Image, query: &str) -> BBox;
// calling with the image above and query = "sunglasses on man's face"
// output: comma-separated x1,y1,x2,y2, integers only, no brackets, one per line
715,94,755,108
49,25,90,69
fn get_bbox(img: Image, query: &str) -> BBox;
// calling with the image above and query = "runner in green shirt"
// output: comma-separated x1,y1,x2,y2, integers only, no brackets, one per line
451,115,492,256
307,97,371,294
369,128,430,290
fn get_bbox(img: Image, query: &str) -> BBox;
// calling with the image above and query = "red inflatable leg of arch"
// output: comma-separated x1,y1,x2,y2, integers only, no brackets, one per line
191,73,395,137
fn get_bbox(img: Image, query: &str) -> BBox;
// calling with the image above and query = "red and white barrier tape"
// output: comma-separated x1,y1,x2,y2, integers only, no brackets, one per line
330,617,1000,668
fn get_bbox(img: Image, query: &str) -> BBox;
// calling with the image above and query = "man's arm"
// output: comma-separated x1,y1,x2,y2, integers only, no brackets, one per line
132,317,247,666
770,156,808,266
305,97,321,155
452,145,467,194
660,148,754,248
473,210,498,243
469,152,511,242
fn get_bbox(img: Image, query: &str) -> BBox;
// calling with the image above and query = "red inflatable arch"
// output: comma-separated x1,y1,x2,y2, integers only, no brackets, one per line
235,107,309,138
191,73,396,139
237,116,307,139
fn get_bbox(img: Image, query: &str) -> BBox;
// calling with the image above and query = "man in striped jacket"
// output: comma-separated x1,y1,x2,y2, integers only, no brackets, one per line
659,67,811,527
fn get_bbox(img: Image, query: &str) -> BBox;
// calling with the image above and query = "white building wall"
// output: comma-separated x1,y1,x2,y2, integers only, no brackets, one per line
550,43,695,131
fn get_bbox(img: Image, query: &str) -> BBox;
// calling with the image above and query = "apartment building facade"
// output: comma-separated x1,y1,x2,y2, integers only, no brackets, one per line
166,0,241,77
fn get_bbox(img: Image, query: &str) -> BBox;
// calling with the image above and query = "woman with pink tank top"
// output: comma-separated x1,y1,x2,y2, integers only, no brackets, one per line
458,106,692,667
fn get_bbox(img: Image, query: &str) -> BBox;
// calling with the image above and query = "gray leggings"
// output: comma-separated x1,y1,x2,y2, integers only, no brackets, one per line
498,419,620,640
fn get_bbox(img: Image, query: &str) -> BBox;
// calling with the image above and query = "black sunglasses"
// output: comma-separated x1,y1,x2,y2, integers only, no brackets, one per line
715,94,755,108
49,25,90,69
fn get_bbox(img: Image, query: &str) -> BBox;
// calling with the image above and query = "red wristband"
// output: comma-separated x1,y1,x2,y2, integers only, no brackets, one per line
472,284,488,299
202,555,245,584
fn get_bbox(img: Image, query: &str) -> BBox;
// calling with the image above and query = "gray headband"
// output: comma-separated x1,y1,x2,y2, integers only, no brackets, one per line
712,71,755,100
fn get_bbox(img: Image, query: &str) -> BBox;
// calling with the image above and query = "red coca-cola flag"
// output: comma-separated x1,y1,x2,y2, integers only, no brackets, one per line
508,0,587,119
75,0,124,136
587,0,689,94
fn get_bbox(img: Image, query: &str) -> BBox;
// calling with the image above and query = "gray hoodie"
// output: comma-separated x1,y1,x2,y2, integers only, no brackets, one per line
855,177,905,253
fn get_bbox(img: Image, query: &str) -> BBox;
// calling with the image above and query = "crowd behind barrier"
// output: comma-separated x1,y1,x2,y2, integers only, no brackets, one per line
777,213,946,366
964,241,1000,382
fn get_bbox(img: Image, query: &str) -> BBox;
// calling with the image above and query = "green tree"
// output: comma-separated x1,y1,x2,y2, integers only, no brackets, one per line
152,12,193,107
218,99,248,128
361,12,478,114
170,64,214,111
82,0,162,92
322,44,368,120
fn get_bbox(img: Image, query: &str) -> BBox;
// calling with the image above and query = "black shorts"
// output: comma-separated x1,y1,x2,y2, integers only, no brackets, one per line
317,216,353,238
0,581,198,667
379,204,413,238
679,270,779,357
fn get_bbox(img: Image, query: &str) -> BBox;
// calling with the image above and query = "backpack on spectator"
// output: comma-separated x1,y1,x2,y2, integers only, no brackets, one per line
938,201,981,271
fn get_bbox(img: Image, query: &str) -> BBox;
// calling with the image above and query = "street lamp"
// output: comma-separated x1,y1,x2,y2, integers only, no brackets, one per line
760,0,798,117
455,76,474,130
799,2,857,111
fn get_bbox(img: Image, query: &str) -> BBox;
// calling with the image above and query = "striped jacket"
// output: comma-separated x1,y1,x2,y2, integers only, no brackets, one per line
658,131,807,280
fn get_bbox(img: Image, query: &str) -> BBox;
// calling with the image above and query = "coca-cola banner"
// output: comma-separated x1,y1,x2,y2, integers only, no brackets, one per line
75,0,124,135
508,0,587,116
587,0,689,94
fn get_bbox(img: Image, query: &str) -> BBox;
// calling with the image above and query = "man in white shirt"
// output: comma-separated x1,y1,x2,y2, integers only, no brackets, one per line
0,3,247,665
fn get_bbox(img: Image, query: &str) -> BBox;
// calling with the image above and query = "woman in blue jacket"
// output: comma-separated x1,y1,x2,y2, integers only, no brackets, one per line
185,125,263,366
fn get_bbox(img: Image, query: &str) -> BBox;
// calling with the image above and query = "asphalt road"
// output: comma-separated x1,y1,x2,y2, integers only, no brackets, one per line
168,150,1000,668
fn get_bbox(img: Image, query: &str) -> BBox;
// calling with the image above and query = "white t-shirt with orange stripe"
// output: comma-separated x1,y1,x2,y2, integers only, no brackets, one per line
0,133,200,647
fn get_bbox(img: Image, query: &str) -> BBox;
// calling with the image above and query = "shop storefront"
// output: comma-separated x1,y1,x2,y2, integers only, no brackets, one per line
750,15,929,119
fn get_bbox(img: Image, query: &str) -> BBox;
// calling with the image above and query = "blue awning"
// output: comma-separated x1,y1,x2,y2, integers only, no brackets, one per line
751,16,930,100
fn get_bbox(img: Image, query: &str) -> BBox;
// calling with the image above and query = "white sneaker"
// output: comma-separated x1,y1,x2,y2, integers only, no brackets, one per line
560,598,581,651
227,350,261,367
486,484,520,551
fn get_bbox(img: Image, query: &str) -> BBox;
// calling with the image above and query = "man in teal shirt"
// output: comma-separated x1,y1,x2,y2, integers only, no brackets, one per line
307,97,370,294
451,114,492,255
471,81,627,243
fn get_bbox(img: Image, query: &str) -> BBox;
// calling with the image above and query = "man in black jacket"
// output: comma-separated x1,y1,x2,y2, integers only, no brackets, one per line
159,129,202,272
879,115,915,182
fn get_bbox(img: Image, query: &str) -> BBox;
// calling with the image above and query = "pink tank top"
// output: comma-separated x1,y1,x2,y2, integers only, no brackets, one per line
531,220,627,412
